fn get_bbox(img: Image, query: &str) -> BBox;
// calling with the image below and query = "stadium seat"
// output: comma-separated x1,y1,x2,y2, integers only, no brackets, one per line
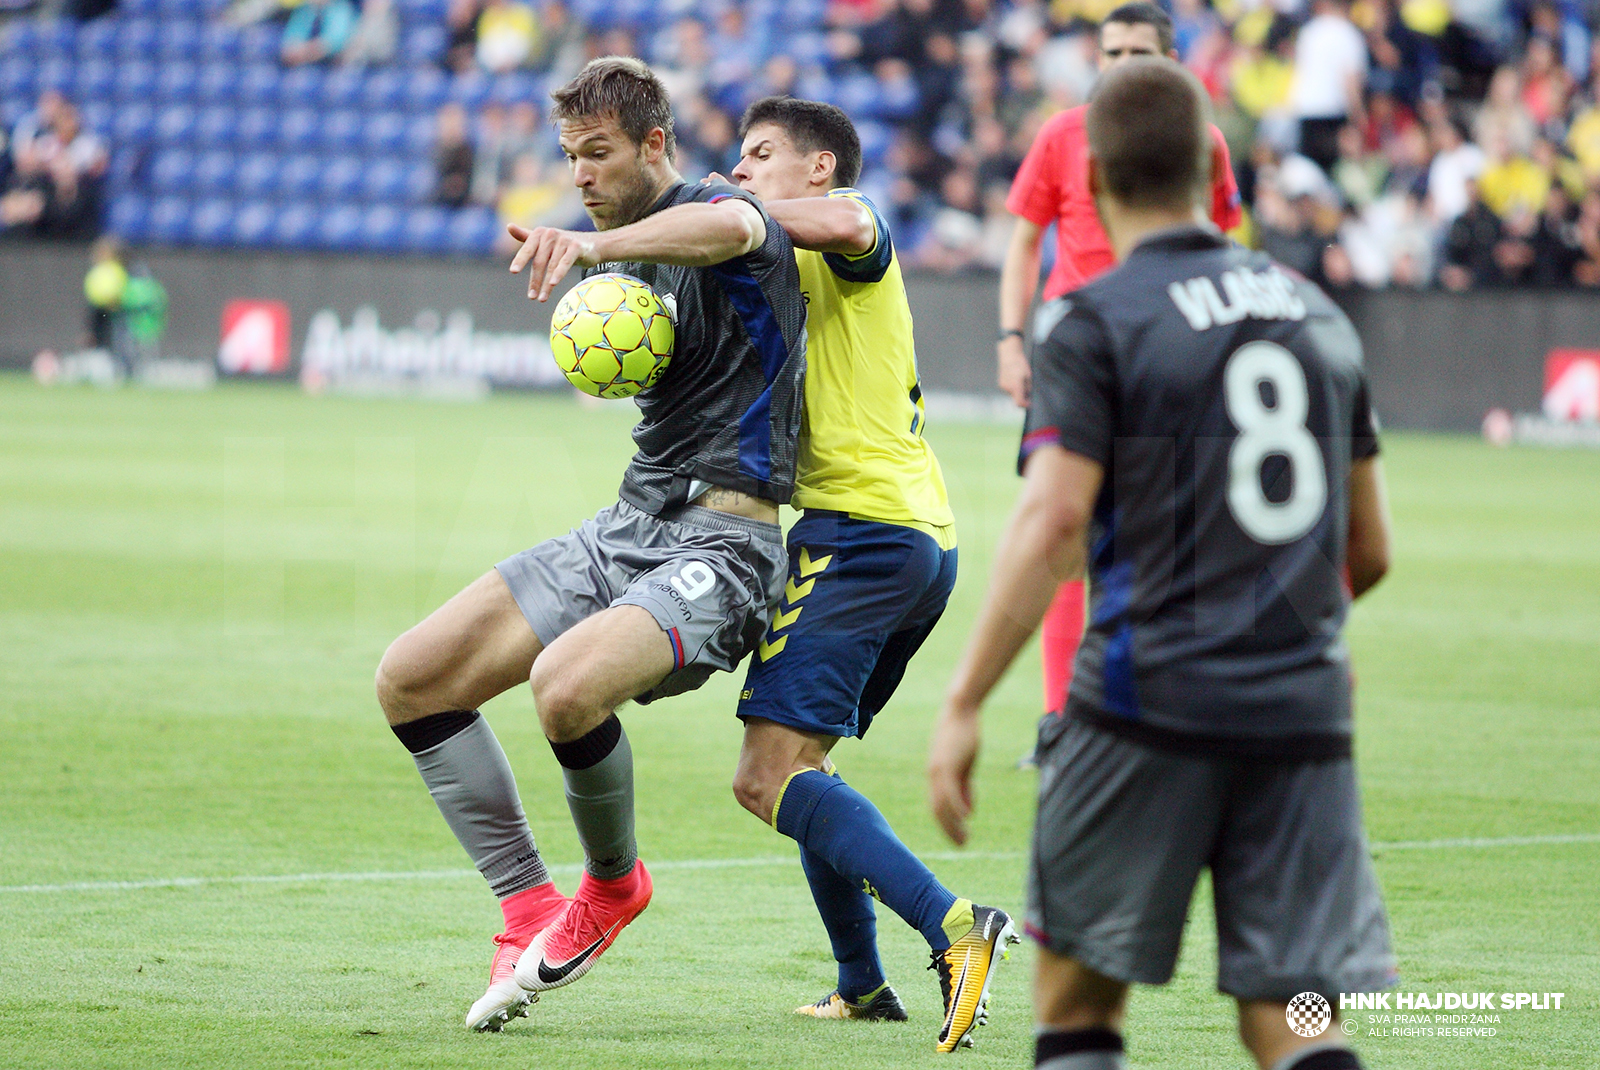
275,108,322,151
194,105,238,148
112,103,156,145
402,205,450,253
490,71,538,105
319,109,364,153
74,19,118,60
275,154,323,200
279,66,326,108
231,199,276,246
119,0,161,15
321,66,365,109
150,148,198,194
36,18,75,57
157,20,204,62
360,204,405,252
153,105,198,145
448,69,491,110
404,66,450,113
446,205,497,255
108,193,152,242
856,119,891,167
0,97,27,130
834,73,880,119
271,203,319,247
194,62,238,105
73,59,116,103
107,145,146,187
319,155,366,202
238,25,279,64
198,22,242,62
360,156,407,203
403,159,435,203
115,19,160,58
235,152,280,198
37,58,73,94
362,111,407,154
193,150,237,196
1,57,35,102
317,203,364,250
81,101,114,138
188,197,235,246
114,60,158,102
158,0,210,19
396,0,449,21
1,21,39,59
237,63,281,107
146,196,193,244
400,25,448,67
361,68,408,111
403,114,436,157
156,63,201,103
235,106,278,148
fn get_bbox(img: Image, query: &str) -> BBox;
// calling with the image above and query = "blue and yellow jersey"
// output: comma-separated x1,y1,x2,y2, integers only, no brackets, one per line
791,188,954,546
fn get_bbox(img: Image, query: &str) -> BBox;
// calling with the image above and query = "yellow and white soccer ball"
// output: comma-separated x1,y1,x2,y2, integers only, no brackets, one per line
549,273,674,399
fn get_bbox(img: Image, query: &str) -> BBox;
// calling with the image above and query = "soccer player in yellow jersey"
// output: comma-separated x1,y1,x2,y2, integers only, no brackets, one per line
728,97,1015,1053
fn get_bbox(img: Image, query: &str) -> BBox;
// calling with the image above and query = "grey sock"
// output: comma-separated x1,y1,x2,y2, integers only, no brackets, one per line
551,716,637,880
407,714,551,898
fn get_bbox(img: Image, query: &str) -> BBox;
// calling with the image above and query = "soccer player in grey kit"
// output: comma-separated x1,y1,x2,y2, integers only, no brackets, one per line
375,57,806,1031
928,59,1396,1070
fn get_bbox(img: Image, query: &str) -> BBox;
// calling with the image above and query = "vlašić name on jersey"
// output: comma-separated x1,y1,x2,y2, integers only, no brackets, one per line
1167,266,1307,332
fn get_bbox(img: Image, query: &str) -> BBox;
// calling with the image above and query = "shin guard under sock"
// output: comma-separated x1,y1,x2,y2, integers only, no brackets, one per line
1035,1028,1125,1070
798,842,886,1002
549,714,637,880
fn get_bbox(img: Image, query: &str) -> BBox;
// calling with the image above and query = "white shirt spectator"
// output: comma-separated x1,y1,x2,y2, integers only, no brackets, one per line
1291,11,1368,119
1428,141,1486,222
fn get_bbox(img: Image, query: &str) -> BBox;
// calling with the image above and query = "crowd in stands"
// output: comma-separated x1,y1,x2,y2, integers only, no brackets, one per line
7,0,1600,288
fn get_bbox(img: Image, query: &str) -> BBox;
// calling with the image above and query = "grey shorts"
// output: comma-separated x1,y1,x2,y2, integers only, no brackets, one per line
1027,712,1396,1002
496,500,787,703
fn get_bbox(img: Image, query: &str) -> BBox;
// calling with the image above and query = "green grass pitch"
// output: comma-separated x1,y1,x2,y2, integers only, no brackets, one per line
1,375,1595,1069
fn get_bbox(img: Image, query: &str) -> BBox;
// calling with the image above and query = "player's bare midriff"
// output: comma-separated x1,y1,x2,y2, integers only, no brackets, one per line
693,485,779,525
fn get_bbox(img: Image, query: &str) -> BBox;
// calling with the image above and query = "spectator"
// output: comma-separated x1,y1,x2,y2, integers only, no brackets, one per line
1477,129,1549,220
443,0,482,73
470,102,511,205
1291,0,1369,173
1571,190,1600,285
496,152,581,252
341,0,400,66
82,236,127,351
1520,32,1573,132
433,102,475,208
1440,178,1504,290
1529,184,1583,285
281,0,360,66
1427,118,1485,223
476,0,540,72
2,101,107,239
1333,122,1387,208
1474,66,1536,158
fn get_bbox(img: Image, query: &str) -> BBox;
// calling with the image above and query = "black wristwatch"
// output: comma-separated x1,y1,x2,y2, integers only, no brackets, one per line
997,328,1024,342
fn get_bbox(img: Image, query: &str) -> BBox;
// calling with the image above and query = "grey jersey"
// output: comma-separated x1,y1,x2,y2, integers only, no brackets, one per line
1021,226,1380,757
593,179,807,515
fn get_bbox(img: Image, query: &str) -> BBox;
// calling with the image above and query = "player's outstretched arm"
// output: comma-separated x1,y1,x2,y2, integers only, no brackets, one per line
508,199,767,301
760,196,876,256
928,444,1102,844
996,217,1045,408
1346,456,1391,599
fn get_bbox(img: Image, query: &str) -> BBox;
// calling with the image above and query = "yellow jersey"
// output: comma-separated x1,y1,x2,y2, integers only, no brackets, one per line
790,188,955,546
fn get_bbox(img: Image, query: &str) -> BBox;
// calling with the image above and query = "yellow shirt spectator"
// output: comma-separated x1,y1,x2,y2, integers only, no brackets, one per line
1477,156,1550,218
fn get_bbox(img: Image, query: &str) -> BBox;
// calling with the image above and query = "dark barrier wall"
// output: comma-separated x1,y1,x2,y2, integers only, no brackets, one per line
4,243,1599,430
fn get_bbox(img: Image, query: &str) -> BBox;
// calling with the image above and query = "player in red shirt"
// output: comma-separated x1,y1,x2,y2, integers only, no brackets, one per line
997,1,1242,718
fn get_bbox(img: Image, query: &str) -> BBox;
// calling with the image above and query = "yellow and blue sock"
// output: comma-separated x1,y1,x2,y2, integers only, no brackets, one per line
773,769,960,951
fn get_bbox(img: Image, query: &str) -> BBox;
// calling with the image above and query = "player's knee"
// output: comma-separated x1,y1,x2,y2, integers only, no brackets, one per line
529,657,598,741
375,638,423,722
730,768,776,822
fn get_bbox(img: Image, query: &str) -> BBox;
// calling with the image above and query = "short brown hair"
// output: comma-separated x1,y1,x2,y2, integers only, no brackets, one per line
550,57,676,160
738,97,863,188
1085,57,1210,211
1102,2,1175,54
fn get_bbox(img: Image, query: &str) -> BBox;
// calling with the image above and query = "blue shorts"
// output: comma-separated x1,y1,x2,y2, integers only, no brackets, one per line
736,511,958,739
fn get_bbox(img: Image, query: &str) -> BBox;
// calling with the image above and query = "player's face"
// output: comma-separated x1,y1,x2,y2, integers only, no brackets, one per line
1098,22,1166,69
560,114,662,231
733,124,827,202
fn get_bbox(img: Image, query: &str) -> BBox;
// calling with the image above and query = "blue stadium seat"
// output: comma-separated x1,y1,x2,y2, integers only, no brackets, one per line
147,196,192,244
362,68,408,110
405,66,449,113
856,119,891,167
235,152,280,198
153,105,198,145
317,203,364,250
788,32,830,67
834,73,882,120
156,63,201,103
319,155,365,202
448,69,491,109
150,148,197,194
235,107,277,149
276,108,321,151
396,0,448,21
400,25,448,67
115,61,159,101
0,96,28,130
276,154,322,200
278,66,325,108
403,114,436,157
360,156,407,203
37,18,75,56
188,197,235,245
37,58,73,93
271,203,319,248
2,57,37,101
194,105,237,148
74,19,118,60
321,66,365,109
238,25,279,64
81,101,114,138
795,69,836,105
73,59,116,103
108,193,152,243
1,21,39,59
107,145,146,187
112,103,156,145
195,62,238,105
159,0,210,19
119,0,161,15
199,22,242,62
319,109,364,153
362,111,407,154
403,159,435,202
490,71,538,105
360,204,405,252
158,20,204,62
116,19,159,58
238,63,281,107
193,150,237,196
232,199,276,246
446,205,497,255
403,205,450,253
